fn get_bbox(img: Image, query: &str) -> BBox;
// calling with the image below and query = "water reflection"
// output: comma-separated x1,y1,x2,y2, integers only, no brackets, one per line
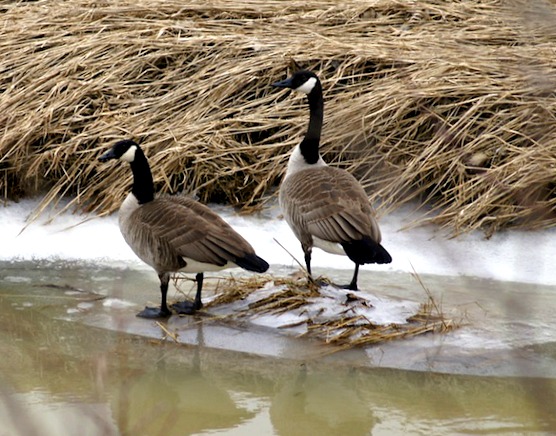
110,325,255,435
1,263,556,435
355,368,556,434
270,366,375,435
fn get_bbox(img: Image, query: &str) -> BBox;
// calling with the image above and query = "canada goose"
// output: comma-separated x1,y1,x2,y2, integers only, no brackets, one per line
272,70,391,290
98,139,269,318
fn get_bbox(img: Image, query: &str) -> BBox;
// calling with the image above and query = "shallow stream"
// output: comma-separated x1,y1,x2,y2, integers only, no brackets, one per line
1,261,555,435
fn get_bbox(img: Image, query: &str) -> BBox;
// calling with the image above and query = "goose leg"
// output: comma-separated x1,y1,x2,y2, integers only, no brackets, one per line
172,272,204,315
303,244,328,288
345,263,360,291
137,272,172,318
302,243,313,277
303,244,330,289
193,273,204,310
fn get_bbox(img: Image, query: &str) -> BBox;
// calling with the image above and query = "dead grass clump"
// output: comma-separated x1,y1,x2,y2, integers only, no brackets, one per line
1,0,556,233
174,274,456,351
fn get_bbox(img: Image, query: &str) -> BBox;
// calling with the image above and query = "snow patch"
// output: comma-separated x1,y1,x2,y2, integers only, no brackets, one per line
1,198,555,286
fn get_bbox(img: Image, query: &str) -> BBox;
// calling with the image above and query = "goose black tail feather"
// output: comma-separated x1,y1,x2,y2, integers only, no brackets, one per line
235,253,270,273
341,237,392,265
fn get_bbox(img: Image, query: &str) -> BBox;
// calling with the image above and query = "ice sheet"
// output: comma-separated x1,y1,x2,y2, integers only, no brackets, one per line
1,198,555,286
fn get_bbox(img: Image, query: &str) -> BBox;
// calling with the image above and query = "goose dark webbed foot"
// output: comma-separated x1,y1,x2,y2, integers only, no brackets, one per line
310,276,343,289
341,282,359,291
322,280,360,291
340,264,360,291
171,300,203,315
136,306,171,319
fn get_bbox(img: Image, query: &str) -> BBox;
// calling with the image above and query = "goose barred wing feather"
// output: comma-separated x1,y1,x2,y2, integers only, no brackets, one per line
281,167,382,244
131,196,256,267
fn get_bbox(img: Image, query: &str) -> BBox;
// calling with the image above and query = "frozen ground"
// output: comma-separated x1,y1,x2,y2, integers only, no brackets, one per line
2,198,556,377
1,197,555,286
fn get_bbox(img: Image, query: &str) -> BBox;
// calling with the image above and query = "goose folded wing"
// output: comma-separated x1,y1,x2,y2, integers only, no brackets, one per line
134,199,252,266
305,205,372,243
298,170,382,243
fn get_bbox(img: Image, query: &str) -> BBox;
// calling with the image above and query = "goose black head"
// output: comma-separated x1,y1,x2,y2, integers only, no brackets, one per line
272,70,319,95
98,139,140,163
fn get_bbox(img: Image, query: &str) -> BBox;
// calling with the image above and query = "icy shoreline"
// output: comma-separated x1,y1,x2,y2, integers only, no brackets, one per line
1,198,555,286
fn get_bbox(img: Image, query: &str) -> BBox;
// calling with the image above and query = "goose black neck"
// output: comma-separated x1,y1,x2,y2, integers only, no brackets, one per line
129,148,154,204
300,81,323,165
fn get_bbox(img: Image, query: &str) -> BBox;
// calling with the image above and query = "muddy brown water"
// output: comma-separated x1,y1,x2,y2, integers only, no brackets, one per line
1,261,555,435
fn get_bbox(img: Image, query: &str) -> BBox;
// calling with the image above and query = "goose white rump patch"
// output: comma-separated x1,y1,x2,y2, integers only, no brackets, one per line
180,258,235,273
313,237,346,256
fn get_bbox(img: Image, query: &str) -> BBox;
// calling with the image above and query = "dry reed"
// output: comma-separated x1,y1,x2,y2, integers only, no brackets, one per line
1,0,555,234
173,274,455,350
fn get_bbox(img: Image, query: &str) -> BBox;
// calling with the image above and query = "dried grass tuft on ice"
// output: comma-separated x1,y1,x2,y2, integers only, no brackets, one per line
173,274,456,351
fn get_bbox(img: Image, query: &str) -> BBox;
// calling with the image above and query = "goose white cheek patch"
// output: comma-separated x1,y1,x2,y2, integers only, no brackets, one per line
120,145,137,163
295,77,317,94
